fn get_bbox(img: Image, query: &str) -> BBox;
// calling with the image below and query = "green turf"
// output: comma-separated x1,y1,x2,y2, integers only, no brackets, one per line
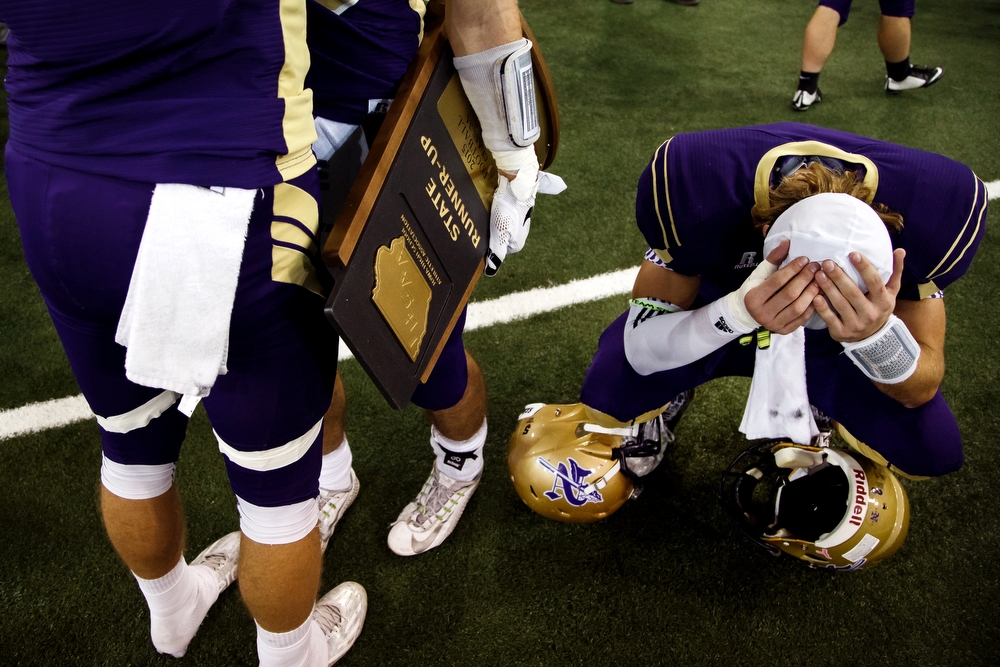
2,1,1000,664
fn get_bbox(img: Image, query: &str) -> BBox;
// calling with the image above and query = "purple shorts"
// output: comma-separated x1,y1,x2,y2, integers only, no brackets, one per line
819,0,915,26
579,309,962,478
7,145,338,507
410,307,470,412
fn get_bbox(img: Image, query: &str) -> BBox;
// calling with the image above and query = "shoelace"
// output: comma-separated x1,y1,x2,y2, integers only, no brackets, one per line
660,392,689,423
412,474,461,528
313,602,344,635
199,551,230,572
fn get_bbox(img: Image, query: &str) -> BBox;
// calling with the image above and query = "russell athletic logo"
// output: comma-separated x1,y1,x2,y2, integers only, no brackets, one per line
735,251,759,270
538,456,603,507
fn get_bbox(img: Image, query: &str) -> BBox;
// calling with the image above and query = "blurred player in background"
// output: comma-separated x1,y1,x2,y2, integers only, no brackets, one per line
792,1,943,110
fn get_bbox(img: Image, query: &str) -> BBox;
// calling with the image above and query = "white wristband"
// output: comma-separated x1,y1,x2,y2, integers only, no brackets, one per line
842,314,920,384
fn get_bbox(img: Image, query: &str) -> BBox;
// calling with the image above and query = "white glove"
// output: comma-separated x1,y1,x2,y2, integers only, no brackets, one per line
484,149,566,276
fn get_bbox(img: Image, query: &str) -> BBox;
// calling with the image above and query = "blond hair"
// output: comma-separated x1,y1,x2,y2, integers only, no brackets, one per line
751,163,904,235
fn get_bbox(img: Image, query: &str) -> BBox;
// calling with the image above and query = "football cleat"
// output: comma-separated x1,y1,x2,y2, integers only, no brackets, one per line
810,405,835,448
661,389,693,437
318,468,360,553
885,65,944,94
792,88,822,111
312,582,367,666
189,530,240,595
387,466,480,556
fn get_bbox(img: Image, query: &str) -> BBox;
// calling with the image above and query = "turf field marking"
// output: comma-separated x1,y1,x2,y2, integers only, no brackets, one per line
0,268,639,440
986,180,999,200
0,394,94,441
3,179,998,440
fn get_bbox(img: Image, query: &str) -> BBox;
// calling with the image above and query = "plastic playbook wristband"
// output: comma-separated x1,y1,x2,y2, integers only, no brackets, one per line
841,314,920,384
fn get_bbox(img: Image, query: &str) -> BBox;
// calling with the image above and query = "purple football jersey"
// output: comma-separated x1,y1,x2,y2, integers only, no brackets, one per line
636,123,988,301
306,0,423,124
0,0,317,187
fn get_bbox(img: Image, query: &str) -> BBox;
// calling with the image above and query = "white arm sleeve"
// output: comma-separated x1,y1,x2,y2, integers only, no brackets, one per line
623,297,756,376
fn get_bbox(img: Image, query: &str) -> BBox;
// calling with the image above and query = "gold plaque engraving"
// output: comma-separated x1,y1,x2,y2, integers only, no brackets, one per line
372,236,433,361
437,75,497,211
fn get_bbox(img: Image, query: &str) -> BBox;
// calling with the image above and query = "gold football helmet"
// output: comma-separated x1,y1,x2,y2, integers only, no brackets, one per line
720,440,909,570
507,403,671,522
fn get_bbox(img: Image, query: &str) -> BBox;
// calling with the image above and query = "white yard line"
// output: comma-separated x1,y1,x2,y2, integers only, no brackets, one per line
4,178,999,441
985,180,1000,200
0,267,639,440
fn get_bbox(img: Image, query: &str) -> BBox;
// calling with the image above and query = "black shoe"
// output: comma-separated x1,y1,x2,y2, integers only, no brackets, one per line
885,65,944,94
792,88,822,111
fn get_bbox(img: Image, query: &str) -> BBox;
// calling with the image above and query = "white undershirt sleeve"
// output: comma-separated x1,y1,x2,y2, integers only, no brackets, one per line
623,297,755,376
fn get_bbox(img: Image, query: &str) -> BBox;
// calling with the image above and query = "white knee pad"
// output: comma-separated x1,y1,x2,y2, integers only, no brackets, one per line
236,496,319,545
100,454,176,500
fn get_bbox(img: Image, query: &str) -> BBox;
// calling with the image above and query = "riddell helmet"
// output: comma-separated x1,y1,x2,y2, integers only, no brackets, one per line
508,403,669,522
720,440,909,571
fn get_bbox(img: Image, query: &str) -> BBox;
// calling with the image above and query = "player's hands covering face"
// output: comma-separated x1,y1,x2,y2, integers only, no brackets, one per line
812,249,905,342
743,240,822,334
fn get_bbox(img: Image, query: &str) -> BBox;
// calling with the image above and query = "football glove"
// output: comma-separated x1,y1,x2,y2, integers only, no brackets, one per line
484,158,565,277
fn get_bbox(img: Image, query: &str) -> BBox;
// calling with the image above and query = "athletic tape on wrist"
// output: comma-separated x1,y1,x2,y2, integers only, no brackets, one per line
710,295,757,337
842,314,920,384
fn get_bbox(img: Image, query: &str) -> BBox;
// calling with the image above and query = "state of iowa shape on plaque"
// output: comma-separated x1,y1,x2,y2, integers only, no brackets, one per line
322,18,560,409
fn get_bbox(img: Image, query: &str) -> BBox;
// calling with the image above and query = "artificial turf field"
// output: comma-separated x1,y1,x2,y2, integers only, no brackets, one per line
1,0,999,664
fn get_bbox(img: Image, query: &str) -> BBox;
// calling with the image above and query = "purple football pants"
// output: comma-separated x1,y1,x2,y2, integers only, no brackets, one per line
7,145,338,507
580,310,963,477
819,0,915,26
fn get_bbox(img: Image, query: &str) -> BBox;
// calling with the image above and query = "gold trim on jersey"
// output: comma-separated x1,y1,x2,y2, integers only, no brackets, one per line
928,173,988,283
277,0,318,181
271,182,324,297
836,423,930,482
917,281,941,299
317,0,359,15
753,141,879,211
410,0,427,44
651,138,680,250
653,248,673,264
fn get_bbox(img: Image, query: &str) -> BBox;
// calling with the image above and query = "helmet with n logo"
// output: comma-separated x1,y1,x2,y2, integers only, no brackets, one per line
508,403,670,522
720,441,910,570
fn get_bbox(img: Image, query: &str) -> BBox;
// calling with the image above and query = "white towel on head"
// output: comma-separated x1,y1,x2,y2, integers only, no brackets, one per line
739,192,894,443
116,184,257,399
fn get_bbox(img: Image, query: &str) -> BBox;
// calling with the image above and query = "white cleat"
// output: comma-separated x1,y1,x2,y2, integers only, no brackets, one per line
792,88,822,111
387,466,480,556
885,65,944,93
313,582,368,666
318,469,360,553
153,531,240,658
189,530,240,594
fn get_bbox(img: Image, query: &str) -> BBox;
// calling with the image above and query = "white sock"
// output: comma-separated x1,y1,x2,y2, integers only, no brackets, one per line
431,419,486,483
318,437,353,492
256,618,327,667
134,556,220,658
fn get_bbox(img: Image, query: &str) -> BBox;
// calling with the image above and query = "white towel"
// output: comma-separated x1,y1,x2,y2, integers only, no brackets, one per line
116,184,256,398
738,192,894,444
739,328,818,444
